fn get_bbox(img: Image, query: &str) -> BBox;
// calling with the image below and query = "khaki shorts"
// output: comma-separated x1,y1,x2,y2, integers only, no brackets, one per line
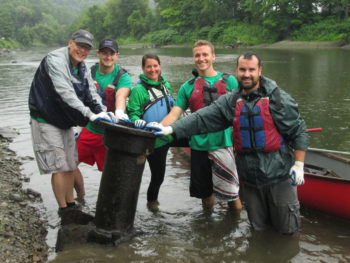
30,119,78,174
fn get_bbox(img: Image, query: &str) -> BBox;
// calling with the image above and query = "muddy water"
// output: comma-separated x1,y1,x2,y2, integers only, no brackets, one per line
0,47,349,262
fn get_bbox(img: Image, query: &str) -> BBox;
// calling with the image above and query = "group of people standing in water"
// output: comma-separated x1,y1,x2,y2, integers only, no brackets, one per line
29,29,308,235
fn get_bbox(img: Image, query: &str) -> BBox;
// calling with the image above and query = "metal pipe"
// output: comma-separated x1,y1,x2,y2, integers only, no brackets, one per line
88,121,155,244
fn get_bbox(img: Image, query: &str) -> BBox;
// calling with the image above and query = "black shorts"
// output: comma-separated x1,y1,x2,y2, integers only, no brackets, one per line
190,149,213,199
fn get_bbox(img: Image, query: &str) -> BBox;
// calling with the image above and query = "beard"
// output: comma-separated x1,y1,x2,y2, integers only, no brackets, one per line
238,76,258,91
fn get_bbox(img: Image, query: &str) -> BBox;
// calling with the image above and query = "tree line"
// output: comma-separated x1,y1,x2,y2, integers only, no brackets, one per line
1,0,350,48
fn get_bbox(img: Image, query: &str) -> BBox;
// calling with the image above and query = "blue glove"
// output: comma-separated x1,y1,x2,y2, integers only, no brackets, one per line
134,119,146,129
115,109,131,123
145,122,173,136
90,112,114,123
289,161,304,186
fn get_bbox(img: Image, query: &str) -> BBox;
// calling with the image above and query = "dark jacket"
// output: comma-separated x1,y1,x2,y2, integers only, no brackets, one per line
29,47,103,129
172,75,309,187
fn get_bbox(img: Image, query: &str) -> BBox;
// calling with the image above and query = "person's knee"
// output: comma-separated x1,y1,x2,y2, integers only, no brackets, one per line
275,203,301,234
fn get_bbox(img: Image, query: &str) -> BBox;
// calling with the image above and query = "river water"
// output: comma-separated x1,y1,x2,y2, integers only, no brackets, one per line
0,46,349,263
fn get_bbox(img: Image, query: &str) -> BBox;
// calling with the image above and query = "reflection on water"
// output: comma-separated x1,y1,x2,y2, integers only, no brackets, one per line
0,47,349,262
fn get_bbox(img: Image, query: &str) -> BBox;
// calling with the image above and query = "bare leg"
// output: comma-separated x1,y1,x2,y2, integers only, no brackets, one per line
228,198,243,211
202,193,215,210
72,167,85,199
51,171,75,208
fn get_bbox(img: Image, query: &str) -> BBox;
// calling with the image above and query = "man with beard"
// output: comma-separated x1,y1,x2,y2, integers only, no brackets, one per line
146,51,309,234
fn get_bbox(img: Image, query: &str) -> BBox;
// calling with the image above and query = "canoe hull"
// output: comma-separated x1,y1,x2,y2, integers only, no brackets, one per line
298,149,350,219
180,147,350,220
298,172,350,220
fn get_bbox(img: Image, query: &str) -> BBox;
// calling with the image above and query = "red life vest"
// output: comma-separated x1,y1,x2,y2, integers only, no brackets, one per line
189,74,229,113
233,97,283,153
91,64,127,112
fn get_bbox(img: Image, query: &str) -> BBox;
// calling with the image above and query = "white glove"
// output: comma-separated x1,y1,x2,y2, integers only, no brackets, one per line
134,119,146,129
289,161,304,186
89,112,114,123
115,109,130,123
145,122,173,136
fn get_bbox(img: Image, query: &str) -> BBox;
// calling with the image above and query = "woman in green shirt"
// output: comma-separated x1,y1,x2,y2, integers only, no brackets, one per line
127,54,174,212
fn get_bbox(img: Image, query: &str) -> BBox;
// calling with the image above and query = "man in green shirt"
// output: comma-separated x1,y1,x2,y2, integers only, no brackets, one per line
74,39,132,198
161,40,242,211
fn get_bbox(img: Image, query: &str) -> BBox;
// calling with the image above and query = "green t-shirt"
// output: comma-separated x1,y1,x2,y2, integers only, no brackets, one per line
86,64,132,135
175,72,238,151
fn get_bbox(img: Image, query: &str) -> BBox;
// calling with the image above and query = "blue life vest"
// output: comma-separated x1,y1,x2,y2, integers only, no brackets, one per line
141,81,175,123
233,95,284,153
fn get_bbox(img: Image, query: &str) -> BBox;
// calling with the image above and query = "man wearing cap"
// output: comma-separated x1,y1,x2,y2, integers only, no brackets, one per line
73,38,132,196
29,29,114,215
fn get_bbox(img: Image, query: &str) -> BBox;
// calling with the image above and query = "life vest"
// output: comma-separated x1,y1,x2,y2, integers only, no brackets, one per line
141,81,175,123
232,95,284,153
91,64,127,112
189,73,229,113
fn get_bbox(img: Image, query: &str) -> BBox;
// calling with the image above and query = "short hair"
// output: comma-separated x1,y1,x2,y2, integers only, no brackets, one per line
142,53,161,67
236,52,261,67
193,40,215,54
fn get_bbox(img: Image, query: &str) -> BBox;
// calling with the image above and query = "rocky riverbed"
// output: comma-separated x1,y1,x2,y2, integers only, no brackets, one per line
0,132,48,263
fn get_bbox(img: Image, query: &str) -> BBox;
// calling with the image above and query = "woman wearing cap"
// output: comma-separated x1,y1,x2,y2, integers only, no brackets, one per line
127,54,175,212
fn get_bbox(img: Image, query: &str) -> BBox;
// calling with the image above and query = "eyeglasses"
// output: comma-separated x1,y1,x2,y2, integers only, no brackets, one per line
74,41,91,51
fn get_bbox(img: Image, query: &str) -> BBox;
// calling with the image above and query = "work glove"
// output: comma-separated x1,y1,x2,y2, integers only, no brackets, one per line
115,109,131,123
289,161,304,186
89,112,114,123
134,119,146,129
145,122,173,136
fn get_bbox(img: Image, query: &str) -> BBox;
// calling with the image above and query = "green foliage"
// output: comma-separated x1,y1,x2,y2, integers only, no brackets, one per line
128,10,148,38
76,5,107,42
17,27,35,46
49,0,108,14
1,0,350,48
103,0,149,38
0,38,20,49
291,18,350,42
33,24,57,45
218,22,276,45
141,29,181,45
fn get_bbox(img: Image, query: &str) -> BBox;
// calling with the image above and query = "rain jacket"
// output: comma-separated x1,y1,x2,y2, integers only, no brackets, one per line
127,74,173,148
171,75,309,188
29,46,104,129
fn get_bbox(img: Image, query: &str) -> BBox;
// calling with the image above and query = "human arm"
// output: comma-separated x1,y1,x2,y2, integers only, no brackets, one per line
115,72,132,121
269,86,309,151
126,84,149,122
115,87,131,121
47,51,103,119
161,106,184,126
170,92,235,139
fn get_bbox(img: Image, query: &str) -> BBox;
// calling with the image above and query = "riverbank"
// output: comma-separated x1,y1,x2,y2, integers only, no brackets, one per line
119,40,350,50
0,130,48,263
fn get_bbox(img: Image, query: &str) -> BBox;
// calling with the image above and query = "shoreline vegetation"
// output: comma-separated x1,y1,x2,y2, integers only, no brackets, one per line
1,40,350,55
119,40,350,50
